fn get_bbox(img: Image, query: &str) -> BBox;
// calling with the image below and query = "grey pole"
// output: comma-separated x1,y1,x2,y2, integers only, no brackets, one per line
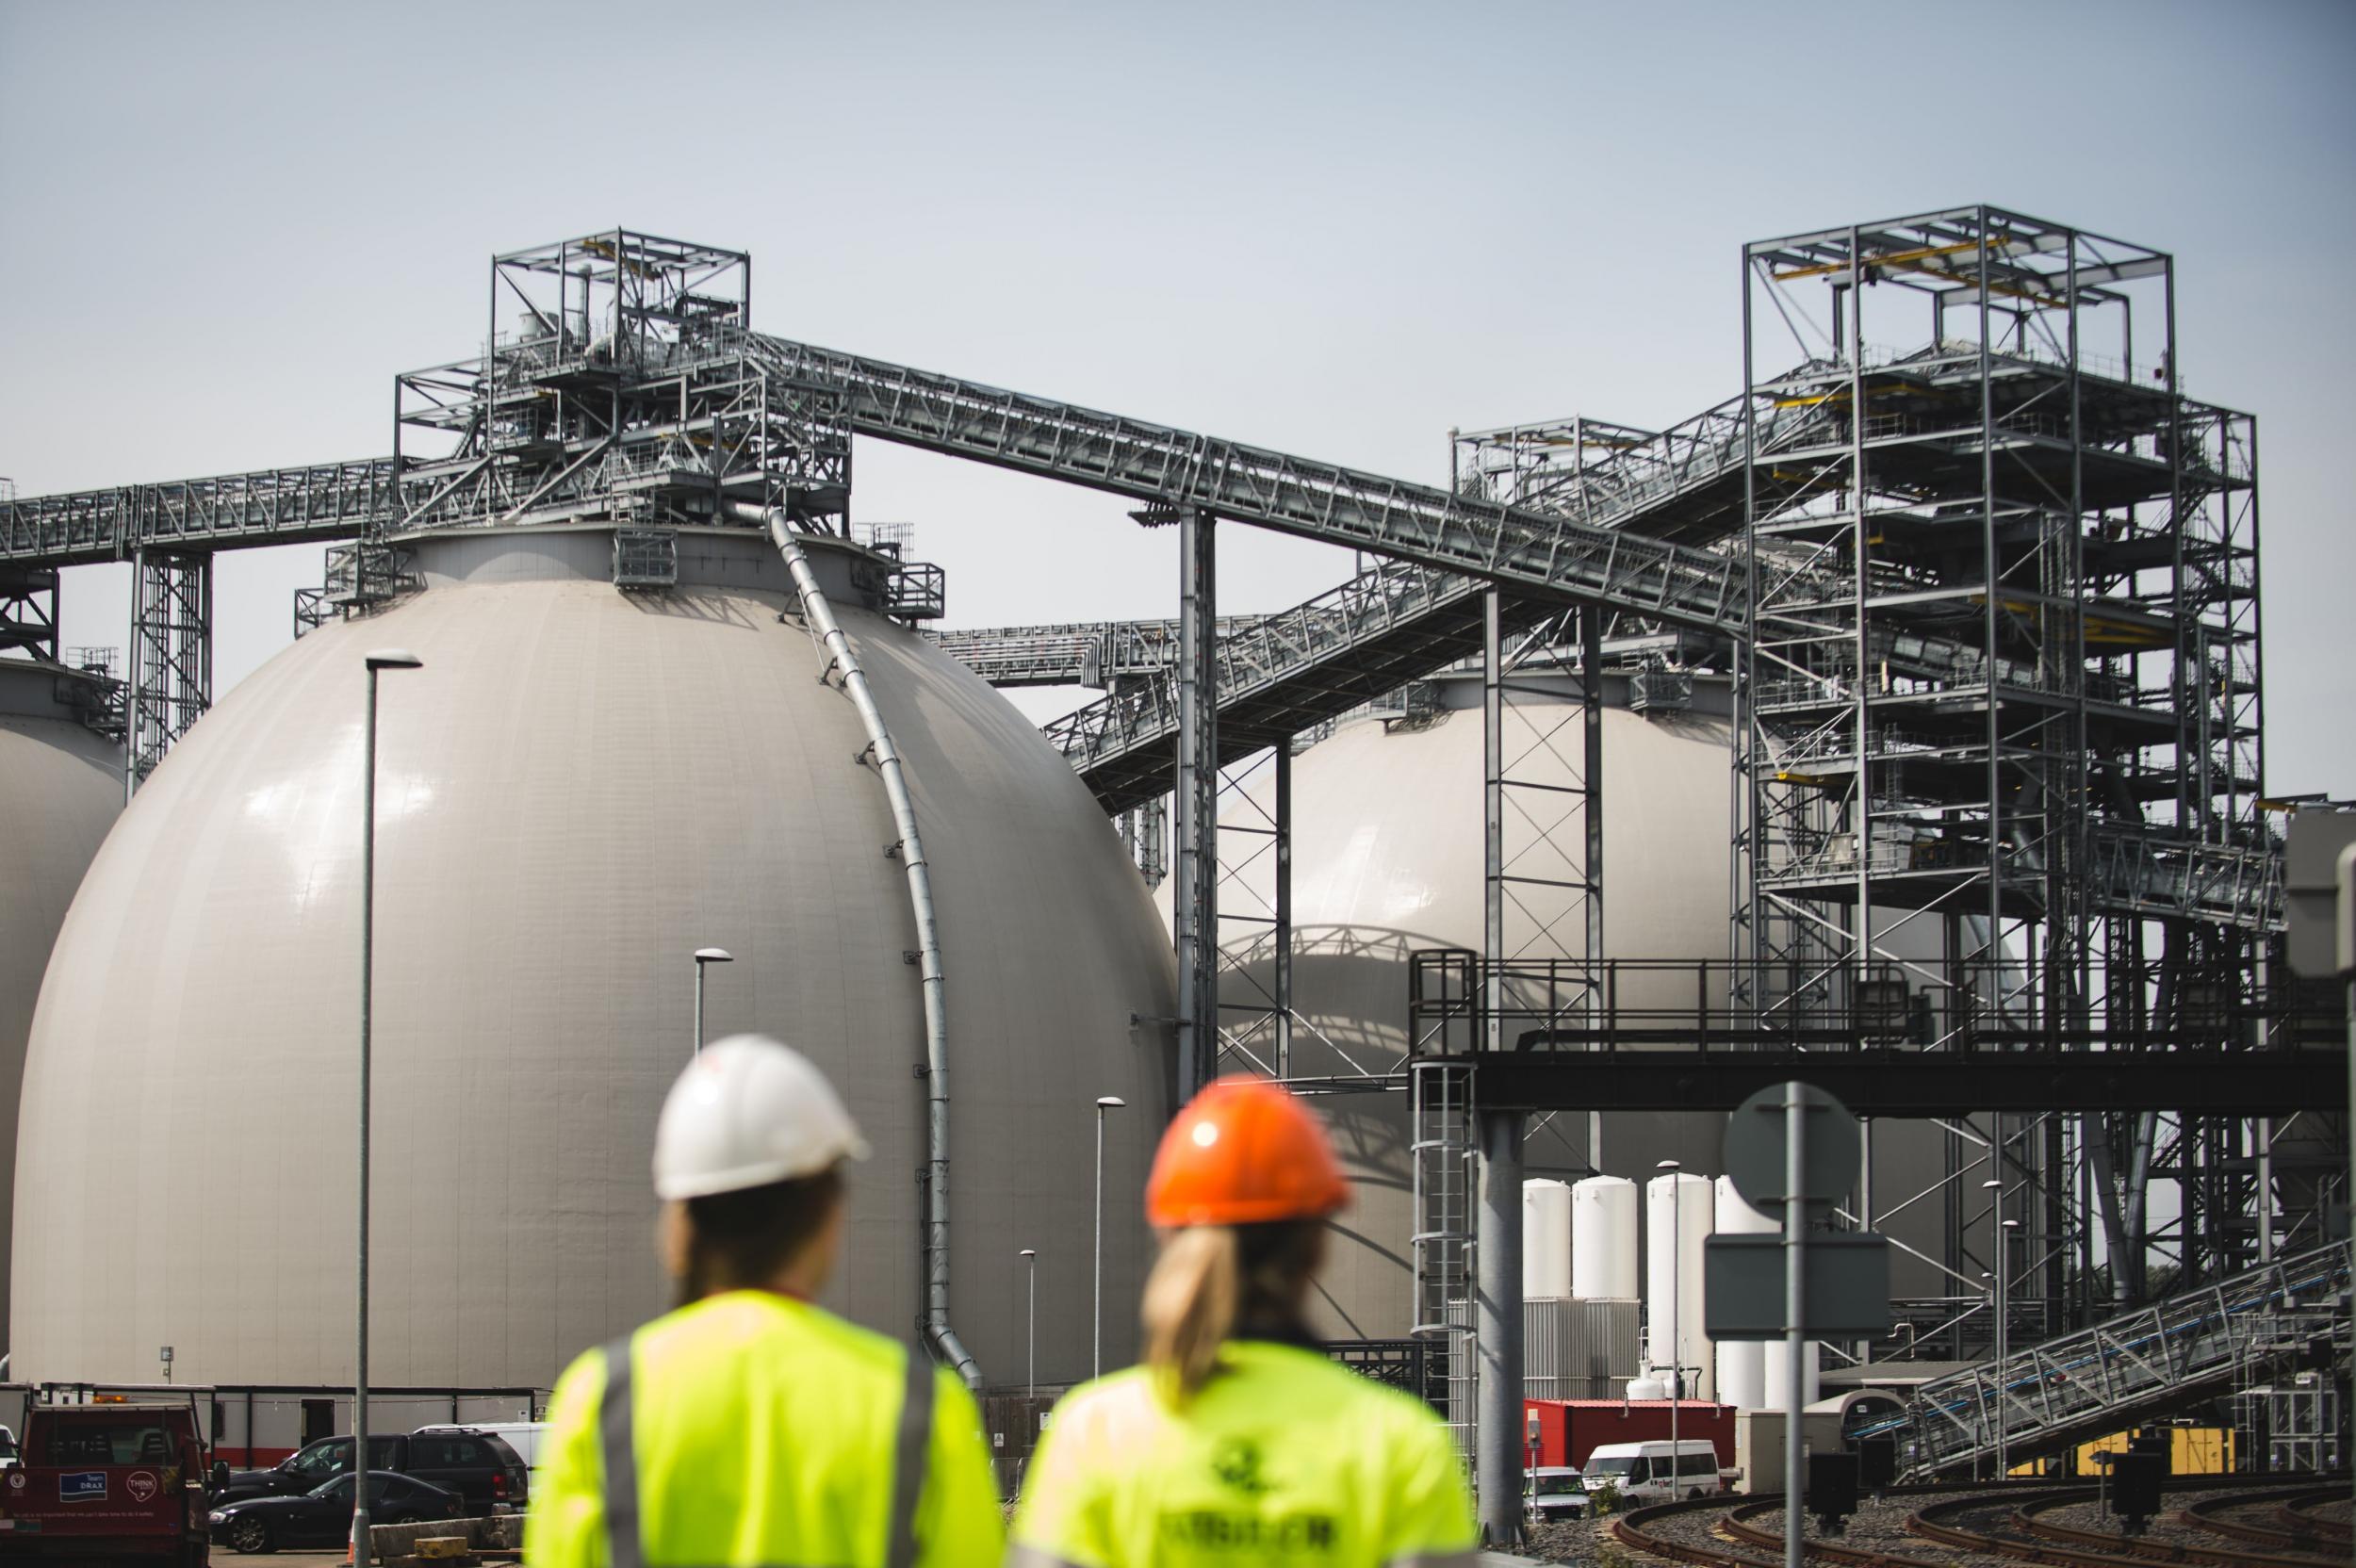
1020,1250,1037,1401
692,948,732,1055
1093,1097,1124,1379
1475,1109,1525,1545
355,648,421,1568
1782,1083,1806,1568
1984,1178,2006,1478
1658,1160,1681,1484
1998,1217,2018,1478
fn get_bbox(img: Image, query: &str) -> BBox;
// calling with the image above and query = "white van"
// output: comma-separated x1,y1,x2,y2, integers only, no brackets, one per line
1582,1439,1726,1504
416,1421,550,1469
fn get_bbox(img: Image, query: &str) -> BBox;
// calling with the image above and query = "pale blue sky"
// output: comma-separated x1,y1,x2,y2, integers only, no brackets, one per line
4,0,2351,788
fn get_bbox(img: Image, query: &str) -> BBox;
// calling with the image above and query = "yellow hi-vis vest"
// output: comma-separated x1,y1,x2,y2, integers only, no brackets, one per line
1010,1340,1477,1567
526,1291,1003,1568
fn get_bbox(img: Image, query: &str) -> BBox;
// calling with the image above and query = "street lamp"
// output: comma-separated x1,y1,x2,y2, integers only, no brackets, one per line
355,648,421,1568
1094,1096,1126,1379
1994,1208,2021,1478
1657,1159,1683,1478
1020,1250,1038,1402
692,948,733,1054
1982,1178,2010,1480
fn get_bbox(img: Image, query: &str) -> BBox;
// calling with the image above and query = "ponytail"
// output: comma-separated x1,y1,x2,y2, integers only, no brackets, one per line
1140,1219,1328,1404
1142,1225,1240,1402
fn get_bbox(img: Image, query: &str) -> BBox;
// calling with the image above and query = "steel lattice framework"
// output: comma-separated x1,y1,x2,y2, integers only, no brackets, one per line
0,221,2327,1469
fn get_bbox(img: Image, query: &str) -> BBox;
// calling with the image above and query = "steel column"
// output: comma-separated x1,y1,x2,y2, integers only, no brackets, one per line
1174,508,1219,1100
126,547,212,796
1483,592,1504,1053
1582,608,1605,1168
1273,738,1293,1080
1475,1108,1525,1546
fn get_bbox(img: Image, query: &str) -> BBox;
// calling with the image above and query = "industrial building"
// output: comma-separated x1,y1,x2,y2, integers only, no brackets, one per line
0,209,2347,1530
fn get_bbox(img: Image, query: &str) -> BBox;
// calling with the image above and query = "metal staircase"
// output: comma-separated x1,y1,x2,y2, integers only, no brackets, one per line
1863,1240,2352,1478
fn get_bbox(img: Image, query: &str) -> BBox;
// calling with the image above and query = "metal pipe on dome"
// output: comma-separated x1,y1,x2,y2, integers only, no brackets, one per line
769,516,980,1389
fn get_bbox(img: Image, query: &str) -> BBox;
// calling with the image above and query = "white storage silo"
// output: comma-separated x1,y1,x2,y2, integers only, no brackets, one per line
1711,1176,1774,1410
1523,1178,1572,1298
1709,1178,1820,1411
1646,1170,1712,1400
1571,1174,1639,1301
1765,1340,1822,1413
13,528,1176,1392
0,658,123,1362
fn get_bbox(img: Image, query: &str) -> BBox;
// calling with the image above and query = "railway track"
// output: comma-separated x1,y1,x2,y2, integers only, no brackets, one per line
1608,1481,2347,1568
2171,1489,2351,1555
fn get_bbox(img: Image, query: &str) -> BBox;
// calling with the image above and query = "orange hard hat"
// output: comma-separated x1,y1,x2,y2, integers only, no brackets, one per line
1145,1075,1352,1228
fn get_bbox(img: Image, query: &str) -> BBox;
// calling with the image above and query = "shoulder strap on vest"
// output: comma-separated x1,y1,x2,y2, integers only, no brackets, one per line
884,1348,937,1568
598,1332,643,1568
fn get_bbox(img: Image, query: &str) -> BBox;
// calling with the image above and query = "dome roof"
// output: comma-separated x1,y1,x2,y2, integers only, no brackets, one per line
14,530,1174,1389
0,660,123,1363
1186,692,1949,1339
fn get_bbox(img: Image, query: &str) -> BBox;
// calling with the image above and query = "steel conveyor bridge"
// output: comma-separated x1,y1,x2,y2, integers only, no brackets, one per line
2,330,1751,633
0,329,2286,929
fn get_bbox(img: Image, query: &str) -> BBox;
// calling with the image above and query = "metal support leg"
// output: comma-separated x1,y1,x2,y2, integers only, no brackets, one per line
0,565,59,662
126,547,213,797
1582,609,1605,1169
1273,738,1292,1081
1483,593,1504,1054
1174,509,1219,1101
1476,1108,1525,1546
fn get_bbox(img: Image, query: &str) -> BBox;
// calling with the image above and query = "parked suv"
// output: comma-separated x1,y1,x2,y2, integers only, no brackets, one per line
216,1430,526,1516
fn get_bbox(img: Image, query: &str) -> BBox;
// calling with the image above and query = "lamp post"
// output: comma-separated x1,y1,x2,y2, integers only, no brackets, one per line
1020,1250,1038,1401
1982,1177,2008,1480
1657,1159,1682,1480
692,948,732,1054
355,648,422,1568
1094,1096,1125,1378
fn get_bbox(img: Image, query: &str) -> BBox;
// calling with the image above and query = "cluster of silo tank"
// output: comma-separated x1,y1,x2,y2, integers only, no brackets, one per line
9,527,1178,1395
1203,665,1958,1377
1523,1175,1818,1412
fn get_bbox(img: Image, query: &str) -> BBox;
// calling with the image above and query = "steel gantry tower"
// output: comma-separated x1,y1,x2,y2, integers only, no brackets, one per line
1730,208,2282,1340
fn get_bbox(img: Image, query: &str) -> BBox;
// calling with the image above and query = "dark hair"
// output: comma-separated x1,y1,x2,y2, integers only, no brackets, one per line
675,1168,845,1306
1141,1218,1326,1401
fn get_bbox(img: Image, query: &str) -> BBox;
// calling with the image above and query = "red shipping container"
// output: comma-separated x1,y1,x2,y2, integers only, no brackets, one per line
1523,1398,1737,1470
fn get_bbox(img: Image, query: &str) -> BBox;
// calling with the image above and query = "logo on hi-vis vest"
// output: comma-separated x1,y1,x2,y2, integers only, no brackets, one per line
125,1472,159,1504
1209,1438,1273,1495
1158,1511,1338,1551
58,1473,106,1503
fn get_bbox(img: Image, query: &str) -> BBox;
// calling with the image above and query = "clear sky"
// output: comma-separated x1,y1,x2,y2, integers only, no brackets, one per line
4,0,2351,790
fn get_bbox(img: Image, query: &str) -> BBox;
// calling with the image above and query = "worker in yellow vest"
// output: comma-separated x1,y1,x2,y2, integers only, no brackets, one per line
526,1035,1003,1568
1011,1075,1477,1566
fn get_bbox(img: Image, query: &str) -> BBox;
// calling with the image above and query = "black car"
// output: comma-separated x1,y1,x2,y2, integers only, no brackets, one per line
210,1471,464,1553
217,1429,528,1515
216,1434,404,1504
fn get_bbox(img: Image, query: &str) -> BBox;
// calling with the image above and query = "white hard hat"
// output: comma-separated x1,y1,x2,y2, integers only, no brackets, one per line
652,1035,871,1200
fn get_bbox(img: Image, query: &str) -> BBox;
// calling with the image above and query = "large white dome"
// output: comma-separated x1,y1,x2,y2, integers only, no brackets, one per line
0,660,123,1362
14,528,1174,1390
1186,686,1951,1340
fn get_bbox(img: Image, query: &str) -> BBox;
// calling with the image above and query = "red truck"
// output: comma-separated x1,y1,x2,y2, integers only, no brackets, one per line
0,1397,212,1565
1523,1397,1737,1472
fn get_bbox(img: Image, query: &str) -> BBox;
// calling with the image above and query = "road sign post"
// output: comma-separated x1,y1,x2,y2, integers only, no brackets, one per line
1717,1081,1885,1568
